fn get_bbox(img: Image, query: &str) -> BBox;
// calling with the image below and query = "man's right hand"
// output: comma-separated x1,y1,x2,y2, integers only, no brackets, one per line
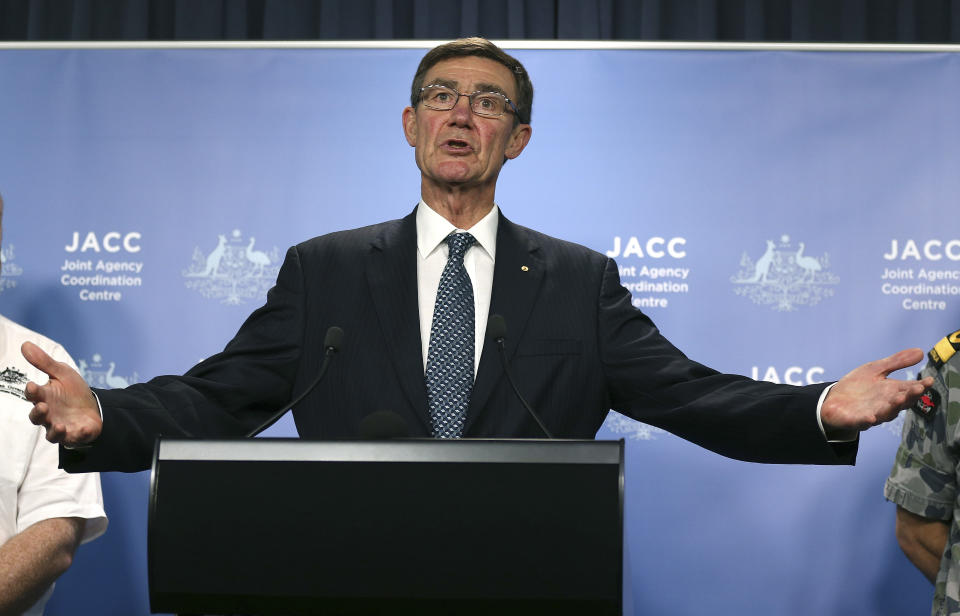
22,341,102,446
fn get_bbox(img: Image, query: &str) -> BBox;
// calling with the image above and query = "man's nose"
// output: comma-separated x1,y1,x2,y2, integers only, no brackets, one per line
448,94,473,123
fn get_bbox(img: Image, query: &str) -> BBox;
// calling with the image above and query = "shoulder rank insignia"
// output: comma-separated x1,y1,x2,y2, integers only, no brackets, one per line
929,328,960,368
913,386,940,417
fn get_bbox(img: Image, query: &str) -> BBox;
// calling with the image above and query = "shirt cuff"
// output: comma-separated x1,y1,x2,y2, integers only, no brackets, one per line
92,391,104,420
815,382,857,442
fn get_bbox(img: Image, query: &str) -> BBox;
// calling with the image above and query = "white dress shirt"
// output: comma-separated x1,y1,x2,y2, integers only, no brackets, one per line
416,200,498,375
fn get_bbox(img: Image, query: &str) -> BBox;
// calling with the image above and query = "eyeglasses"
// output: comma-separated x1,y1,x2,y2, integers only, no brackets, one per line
418,85,519,119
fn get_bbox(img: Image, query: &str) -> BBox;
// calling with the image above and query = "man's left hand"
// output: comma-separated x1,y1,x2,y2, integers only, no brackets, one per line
821,348,934,435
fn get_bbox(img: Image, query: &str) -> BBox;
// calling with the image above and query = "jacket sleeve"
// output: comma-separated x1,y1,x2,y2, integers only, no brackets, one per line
62,246,308,473
598,257,855,465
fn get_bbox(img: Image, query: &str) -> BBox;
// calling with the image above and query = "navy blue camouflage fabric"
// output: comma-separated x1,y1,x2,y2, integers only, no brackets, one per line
886,335,960,615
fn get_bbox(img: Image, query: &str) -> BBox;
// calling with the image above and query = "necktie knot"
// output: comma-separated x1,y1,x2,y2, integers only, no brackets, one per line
446,232,476,263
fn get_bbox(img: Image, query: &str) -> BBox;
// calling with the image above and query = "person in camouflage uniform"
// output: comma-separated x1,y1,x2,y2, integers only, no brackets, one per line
886,328,960,615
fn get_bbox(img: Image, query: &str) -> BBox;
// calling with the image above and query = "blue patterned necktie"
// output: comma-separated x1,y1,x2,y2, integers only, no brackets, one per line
425,232,477,438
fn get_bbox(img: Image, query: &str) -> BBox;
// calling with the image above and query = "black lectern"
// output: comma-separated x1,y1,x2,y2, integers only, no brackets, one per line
149,438,623,615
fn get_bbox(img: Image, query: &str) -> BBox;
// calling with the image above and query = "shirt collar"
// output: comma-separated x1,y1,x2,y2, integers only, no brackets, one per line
416,200,499,260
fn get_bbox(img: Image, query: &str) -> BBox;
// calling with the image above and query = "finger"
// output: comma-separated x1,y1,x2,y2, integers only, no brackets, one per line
23,380,42,404
901,378,936,406
28,402,49,427
46,422,66,444
889,390,909,412
21,341,64,378
873,348,925,377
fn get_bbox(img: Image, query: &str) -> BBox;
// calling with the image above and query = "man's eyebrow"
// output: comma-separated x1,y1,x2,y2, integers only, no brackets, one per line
474,82,508,96
425,78,458,89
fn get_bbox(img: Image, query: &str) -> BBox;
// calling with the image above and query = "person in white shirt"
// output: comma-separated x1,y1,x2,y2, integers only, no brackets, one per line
0,193,107,615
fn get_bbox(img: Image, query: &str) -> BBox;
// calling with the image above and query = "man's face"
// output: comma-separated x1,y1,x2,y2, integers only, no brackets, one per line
402,56,531,194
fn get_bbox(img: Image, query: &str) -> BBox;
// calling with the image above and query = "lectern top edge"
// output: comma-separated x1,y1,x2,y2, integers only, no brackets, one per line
156,437,623,465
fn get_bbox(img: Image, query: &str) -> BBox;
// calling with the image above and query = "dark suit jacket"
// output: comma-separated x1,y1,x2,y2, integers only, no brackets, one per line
65,210,855,472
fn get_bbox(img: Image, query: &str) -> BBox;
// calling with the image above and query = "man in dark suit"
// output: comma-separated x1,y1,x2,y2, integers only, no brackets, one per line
22,38,931,472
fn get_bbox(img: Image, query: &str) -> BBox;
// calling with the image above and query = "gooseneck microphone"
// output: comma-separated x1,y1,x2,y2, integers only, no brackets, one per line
487,314,554,438
245,326,344,438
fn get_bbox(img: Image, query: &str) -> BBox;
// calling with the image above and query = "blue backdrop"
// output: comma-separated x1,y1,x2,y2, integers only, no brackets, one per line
1,43,958,615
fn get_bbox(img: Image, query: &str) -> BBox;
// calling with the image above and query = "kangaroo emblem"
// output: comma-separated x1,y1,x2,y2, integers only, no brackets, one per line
187,234,227,278
744,239,776,283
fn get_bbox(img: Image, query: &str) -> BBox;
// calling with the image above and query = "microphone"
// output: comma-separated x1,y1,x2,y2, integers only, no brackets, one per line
358,410,410,440
245,326,344,438
487,314,554,438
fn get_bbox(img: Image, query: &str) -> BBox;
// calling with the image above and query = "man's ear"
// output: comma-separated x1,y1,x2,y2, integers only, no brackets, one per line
402,106,417,147
505,123,532,160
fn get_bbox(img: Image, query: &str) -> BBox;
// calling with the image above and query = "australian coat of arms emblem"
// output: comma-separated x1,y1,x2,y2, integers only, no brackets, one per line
183,229,281,305
730,235,839,311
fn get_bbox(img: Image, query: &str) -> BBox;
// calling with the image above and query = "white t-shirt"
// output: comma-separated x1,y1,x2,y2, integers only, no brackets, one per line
0,314,107,615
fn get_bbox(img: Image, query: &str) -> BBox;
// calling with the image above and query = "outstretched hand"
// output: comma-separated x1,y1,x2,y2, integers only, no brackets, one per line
821,348,934,435
21,341,102,446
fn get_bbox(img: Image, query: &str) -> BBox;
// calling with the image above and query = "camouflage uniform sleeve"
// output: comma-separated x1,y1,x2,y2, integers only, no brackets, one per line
884,359,959,522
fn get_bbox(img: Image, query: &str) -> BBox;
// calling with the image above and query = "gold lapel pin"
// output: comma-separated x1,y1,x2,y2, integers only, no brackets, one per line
521,265,529,272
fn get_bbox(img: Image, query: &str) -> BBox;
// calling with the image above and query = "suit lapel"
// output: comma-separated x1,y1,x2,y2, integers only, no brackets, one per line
465,214,544,432
366,210,432,433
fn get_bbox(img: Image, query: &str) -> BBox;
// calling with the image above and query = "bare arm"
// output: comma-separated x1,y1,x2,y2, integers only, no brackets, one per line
0,517,85,616
895,506,948,583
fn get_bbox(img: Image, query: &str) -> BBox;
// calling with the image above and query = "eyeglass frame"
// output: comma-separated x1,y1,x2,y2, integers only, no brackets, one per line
416,84,520,119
